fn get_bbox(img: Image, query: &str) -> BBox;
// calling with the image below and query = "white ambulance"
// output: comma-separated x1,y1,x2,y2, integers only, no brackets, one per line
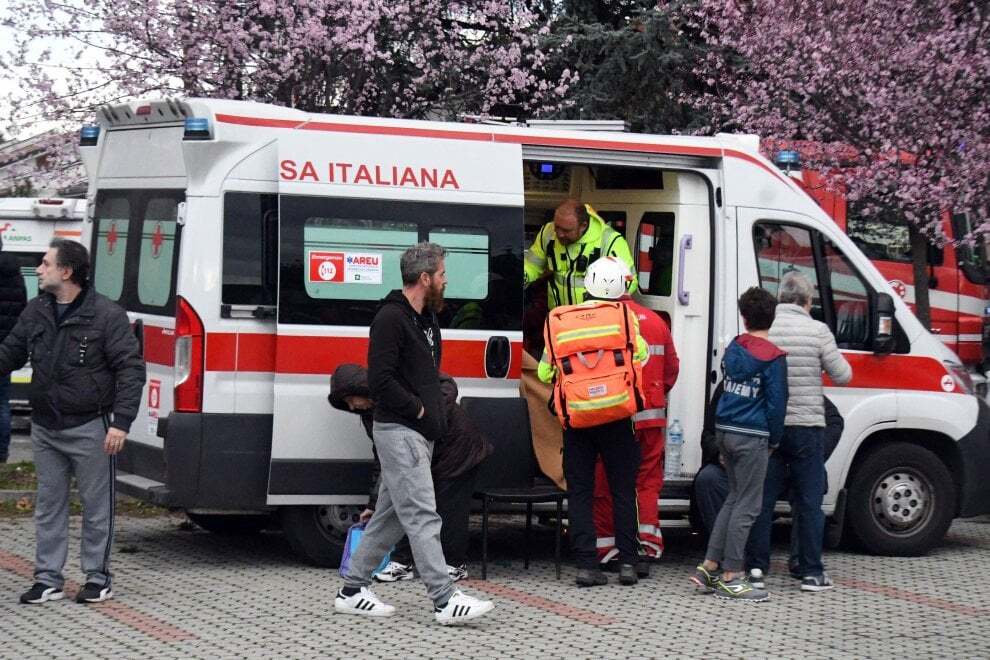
77,98,990,565
0,197,85,406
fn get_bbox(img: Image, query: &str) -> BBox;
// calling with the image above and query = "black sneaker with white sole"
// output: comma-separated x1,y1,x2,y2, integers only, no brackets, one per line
75,583,113,603
801,573,834,592
20,583,64,604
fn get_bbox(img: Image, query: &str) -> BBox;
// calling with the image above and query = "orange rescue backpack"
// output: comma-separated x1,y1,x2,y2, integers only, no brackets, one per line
543,300,646,429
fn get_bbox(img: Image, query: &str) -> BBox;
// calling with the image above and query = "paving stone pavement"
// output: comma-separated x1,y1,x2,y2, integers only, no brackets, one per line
1,512,989,659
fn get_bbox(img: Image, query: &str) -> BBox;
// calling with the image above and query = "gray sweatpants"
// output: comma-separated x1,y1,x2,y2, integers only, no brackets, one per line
705,431,768,572
343,421,454,606
32,418,115,589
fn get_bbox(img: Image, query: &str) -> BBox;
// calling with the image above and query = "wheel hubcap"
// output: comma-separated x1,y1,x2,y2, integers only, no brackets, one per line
317,505,363,537
871,469,932,534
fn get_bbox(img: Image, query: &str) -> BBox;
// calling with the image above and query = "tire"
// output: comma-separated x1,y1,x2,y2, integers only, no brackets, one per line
280,505,358,568
845,442,955,556
187,512,271,535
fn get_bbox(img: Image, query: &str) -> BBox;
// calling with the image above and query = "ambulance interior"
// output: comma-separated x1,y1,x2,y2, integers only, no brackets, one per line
522,161,694,359
521,161,715,480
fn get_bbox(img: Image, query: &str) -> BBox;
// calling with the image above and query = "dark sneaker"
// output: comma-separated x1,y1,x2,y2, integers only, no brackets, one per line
747,568,766,589
373,561,415,583
575,569,608,587
20,583,64,604
801,573,834,592
713,576,769,602
635,560,651,579
789,563,803,580
75,582,113,603
618,564,638,586
446,564,468,582
689,565,719,592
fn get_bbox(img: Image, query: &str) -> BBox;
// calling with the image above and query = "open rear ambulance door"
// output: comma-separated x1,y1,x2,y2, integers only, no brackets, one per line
271,123,524,565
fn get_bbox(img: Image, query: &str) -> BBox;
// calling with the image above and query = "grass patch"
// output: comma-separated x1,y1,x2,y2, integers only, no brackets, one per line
0,461,36,490
0,495,168,518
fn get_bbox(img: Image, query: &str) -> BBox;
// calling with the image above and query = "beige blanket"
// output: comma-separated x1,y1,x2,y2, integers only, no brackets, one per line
519,351,566,490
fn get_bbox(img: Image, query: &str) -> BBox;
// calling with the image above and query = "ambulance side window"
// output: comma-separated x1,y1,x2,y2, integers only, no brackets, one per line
222,192,278,305
92,195,130,302
635,212,675,296
754,222,877,351
753,223,823,318
278,195,522,330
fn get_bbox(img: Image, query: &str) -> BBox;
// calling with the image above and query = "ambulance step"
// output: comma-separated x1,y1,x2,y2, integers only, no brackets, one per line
116,470,171,507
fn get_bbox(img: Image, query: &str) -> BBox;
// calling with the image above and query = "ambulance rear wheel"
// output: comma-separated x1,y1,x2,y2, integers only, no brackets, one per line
846,443,955,556
281,505,359,568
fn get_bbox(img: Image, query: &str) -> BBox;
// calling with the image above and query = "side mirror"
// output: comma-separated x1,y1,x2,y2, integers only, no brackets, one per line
872,292,895,355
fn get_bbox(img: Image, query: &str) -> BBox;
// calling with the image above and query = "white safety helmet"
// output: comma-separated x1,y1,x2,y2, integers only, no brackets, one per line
584,256,631,300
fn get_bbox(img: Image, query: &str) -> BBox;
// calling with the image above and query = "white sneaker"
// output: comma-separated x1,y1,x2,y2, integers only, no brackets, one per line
447,564,468,582
748,568,765,589
334,587,396,617
434,589,494,625
373,561,415,582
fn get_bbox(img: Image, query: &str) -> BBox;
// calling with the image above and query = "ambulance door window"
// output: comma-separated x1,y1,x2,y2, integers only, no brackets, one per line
92,195,130,302
222,192,278,305
12,253,43,300
635,212,675,296
136,197,179,307
821,238,871,349
753,222,824,320
429,227,489,301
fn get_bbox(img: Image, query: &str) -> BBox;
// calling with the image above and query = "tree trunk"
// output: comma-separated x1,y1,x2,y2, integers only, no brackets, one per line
909,223,932,330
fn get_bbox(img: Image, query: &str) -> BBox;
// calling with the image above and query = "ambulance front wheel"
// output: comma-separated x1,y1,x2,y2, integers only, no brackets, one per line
845,442,955,556
281,505,358,567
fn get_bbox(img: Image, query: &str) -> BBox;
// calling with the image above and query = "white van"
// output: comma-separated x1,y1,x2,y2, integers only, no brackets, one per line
77,99,990,564
0,197,85,406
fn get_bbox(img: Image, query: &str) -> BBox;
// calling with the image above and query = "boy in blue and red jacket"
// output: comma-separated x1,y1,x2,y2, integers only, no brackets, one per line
689,287,787,601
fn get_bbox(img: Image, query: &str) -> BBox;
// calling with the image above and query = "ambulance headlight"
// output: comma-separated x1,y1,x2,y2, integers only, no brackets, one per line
184,117,212,141
79,125,100,146
945,361,975,395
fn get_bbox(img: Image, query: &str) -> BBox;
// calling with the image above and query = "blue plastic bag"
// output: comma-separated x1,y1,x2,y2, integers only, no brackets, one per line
339,523,392,578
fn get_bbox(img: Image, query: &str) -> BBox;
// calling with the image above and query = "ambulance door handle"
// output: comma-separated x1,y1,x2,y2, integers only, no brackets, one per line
677,234,693,305
132,318,144,358
485,336,510,379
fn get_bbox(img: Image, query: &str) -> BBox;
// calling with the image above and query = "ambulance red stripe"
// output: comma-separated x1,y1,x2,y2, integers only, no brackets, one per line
823,353,959,393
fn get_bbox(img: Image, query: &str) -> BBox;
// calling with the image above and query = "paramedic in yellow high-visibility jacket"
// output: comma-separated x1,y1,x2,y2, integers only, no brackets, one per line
524,199,638,310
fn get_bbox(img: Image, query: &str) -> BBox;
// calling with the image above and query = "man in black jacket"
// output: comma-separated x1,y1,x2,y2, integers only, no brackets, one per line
0,234,27,462
335,242,494,625
0,239,145,605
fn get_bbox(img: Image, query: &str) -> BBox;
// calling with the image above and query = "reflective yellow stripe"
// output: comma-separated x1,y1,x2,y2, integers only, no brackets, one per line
555,324,621,345
525,251,546,269
11,375,31,384
569,391,630,411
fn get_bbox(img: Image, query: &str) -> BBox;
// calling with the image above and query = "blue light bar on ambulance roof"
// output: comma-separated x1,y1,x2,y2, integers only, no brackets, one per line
79,124,100,146
183,117,212,141
774,149,801,167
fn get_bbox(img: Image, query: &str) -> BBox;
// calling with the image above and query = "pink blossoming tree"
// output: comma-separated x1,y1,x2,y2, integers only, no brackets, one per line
690,0,990,327
1,0,574,191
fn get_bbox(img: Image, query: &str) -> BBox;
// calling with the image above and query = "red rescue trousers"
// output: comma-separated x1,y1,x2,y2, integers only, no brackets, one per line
593,426,665,561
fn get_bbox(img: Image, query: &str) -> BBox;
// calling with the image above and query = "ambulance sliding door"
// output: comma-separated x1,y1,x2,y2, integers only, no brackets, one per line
269,127,524,505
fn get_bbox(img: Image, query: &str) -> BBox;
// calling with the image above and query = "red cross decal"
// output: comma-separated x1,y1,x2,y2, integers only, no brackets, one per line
151,222,164,258
106,222,118,255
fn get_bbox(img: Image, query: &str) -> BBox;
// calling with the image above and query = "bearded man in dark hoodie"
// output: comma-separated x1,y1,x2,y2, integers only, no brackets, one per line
335,242,494,626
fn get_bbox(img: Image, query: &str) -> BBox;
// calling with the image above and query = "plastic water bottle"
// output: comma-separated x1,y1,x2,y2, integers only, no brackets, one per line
665,419,683,479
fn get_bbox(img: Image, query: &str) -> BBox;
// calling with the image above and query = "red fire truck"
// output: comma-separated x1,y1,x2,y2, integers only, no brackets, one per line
774,151,990,378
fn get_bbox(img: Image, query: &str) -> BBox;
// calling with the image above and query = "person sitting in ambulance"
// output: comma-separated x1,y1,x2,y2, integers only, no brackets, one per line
524,199,637,310
537,256,649,587
329,363,492,583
